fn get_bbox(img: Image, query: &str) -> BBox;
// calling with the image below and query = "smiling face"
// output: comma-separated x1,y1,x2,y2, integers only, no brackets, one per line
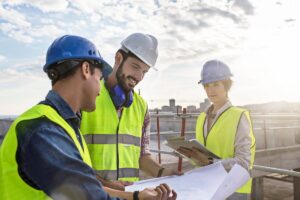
116,56,149,92
203,80,228,105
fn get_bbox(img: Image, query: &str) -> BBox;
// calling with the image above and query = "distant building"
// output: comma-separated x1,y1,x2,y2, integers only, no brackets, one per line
176,105,182,113
199,98,210,112
169,99,176,112
160,98,177,113
161,105,171,112
169,99,175,107
187,105,197,113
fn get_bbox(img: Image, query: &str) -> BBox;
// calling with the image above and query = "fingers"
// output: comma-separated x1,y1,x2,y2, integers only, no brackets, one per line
160,184,168,199
155,183,172,200
155,185,163,200
170,189,177,200
161,183,171,197
120,181,133,186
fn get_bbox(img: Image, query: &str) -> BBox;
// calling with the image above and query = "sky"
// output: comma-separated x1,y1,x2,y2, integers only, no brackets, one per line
0,0,300,115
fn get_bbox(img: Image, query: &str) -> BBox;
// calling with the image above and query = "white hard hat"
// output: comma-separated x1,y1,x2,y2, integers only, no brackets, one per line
121,33,158,70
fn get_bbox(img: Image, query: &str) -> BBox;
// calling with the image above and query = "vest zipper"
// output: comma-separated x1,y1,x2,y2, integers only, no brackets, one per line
116,109,124,180
116,124,120,180
203,115,207,146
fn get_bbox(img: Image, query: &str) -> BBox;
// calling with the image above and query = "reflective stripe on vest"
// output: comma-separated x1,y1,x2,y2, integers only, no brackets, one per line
196,106,256,194
84,134,141,147
80,80,147,182
95,168,140,180
0,104,92,200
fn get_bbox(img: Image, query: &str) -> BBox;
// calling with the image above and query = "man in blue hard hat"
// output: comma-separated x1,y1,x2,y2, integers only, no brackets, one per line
0,35,177,200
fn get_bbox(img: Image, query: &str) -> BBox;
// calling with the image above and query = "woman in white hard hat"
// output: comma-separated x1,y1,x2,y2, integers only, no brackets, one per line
178,60,256,200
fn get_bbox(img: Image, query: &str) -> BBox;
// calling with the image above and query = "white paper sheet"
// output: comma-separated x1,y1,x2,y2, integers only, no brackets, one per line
125,162,250,200
211,164,250,200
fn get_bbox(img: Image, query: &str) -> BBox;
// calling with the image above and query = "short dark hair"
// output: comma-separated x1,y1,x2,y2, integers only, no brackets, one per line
47,60,101,85
117,49,143,64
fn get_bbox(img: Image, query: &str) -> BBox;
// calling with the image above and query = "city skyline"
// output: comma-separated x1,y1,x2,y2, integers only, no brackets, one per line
1,0,300,115
149,98,300,115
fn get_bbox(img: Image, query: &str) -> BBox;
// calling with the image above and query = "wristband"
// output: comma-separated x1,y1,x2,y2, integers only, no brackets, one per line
133,190,139,200
157,167,165,177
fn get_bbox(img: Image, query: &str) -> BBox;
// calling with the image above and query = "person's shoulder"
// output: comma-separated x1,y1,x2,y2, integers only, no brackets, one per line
16,116,44,130
229,106,248,113
16,116,55,132
16,116,64,143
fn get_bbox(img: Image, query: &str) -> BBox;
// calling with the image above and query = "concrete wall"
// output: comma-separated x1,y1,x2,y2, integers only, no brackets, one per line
0,119,13,144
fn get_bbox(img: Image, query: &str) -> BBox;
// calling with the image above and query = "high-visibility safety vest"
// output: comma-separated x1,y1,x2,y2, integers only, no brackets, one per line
0,104,92,200
196,106,256,194
80,80,147,182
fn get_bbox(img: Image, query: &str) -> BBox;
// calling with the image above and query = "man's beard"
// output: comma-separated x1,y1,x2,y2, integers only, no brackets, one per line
116,63,131,93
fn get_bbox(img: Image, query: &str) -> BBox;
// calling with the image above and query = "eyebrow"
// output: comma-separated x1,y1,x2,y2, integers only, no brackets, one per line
131,62,149,72
131,62,141,68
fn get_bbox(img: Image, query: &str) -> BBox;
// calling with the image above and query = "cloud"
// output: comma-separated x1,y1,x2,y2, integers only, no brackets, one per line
0,4,33,42
284,18,296,23
0,4,31,28
0,0,252,66
133,2,250,65
0,0,68,43
230,0,255,15
0,23,34,43
0,23,31,43
30,24,64,38
0,55,5,62
2,0,68,12
0,56,44,81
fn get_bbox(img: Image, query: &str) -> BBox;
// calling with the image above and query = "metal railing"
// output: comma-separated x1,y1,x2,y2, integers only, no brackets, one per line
150,109,300,175
150,148,300,178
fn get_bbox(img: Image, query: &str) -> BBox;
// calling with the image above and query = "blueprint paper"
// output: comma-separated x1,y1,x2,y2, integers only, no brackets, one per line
125,162,250,200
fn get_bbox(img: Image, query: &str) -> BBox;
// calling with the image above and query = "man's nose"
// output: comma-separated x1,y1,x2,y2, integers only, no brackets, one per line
134,70,144,82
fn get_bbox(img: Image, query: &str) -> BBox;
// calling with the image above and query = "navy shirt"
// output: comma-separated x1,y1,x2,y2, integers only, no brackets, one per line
16,90,118,200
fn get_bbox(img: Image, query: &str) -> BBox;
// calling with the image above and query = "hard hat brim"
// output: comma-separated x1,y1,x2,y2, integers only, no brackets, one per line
198,74,233,85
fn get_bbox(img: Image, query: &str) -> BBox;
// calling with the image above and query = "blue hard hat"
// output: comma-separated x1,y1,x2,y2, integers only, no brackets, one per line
43,35,112,77
198,59,233,84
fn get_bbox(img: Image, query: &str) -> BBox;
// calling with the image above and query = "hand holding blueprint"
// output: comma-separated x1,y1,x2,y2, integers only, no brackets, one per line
125,162,250,200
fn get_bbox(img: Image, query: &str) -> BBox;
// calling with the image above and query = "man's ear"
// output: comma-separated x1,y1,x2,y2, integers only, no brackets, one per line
81,61,90,79
115,52,124,69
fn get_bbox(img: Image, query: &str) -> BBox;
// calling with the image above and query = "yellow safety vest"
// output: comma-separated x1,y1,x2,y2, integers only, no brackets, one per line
0,104,91,200
196,106,255,194
80,80,147,182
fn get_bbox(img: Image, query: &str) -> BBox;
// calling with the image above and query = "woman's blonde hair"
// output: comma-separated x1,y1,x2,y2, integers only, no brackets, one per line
222,79,233,92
